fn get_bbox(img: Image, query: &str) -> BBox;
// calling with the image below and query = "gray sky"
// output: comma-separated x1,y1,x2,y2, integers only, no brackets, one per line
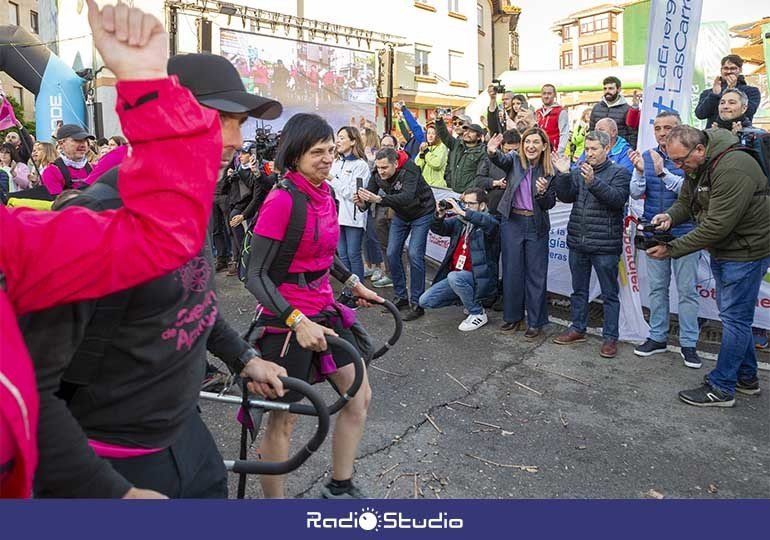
517,0,767,71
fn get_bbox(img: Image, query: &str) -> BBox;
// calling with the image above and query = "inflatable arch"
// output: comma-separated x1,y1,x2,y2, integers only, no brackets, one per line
0,25,86,141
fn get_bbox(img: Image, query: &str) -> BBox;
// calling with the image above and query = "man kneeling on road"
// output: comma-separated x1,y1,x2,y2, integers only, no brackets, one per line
418,188,499,331
647,125,770,407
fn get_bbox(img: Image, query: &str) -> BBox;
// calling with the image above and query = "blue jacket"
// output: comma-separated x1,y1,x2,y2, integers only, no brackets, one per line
695,79,761,128
632,147,694,238
431,209,499,304
399,105,425,160
489,149,557,237
553,159,631,255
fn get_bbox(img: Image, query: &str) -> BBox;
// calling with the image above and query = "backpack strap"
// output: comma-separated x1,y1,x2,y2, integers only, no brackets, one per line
53,158,93,190
267,178,309,286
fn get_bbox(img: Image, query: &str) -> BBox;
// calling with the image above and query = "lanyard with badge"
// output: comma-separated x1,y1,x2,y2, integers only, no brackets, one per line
455,222,472,270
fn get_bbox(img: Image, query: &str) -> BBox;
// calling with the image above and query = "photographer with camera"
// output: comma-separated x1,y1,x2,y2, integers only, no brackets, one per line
435,112,487,194
486,82,528,136
627,111,701,367
695,55,761,129
551,131,631,359
355,147,435,321
223,146,277,276
417,188,499,331
646,125,770,407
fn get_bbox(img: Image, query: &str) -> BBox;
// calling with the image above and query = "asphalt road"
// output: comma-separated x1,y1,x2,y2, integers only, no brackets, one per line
203,273,770,499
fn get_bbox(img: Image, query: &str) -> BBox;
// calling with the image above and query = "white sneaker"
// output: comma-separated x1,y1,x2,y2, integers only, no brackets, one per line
458,312,488,332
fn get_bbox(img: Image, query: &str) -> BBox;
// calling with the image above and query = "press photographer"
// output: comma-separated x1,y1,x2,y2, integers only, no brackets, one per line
418,188,499,332
647,125,770,408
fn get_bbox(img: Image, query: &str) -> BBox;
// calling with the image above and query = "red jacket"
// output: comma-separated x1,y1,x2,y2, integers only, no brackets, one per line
0,76,221,498
536,105,563,151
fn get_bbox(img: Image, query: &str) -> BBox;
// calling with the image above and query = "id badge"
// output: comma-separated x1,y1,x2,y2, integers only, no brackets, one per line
455,255,466,270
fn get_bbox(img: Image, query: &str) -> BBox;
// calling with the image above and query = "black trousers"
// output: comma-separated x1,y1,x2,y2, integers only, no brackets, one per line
108,413,227,499
210,201,231,261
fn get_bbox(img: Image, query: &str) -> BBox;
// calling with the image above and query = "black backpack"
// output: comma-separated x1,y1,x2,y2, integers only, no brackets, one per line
706,131,770,196
241,177,337,287
53,168,133,402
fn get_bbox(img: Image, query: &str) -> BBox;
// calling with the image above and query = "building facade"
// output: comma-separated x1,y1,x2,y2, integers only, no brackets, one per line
1,0,40,122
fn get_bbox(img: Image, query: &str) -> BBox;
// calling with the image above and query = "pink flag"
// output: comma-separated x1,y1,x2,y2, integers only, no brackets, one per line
0,95,20,131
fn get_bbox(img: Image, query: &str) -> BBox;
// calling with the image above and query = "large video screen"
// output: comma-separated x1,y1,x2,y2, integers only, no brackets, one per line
220,29,377,144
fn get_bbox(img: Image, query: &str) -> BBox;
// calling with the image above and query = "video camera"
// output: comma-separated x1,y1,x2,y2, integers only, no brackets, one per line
491,79,505,94
634,218,674,250
251,125,281,162
438,198,465,212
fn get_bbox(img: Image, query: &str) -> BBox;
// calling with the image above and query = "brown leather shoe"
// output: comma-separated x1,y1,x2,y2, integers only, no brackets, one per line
600,339,618,358
524,327,541,340
500,320,523,332
553,329,586,345
226,261,238,276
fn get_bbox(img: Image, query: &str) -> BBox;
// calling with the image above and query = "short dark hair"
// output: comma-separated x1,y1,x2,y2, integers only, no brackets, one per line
502,129,521,145
274,113,334,172
656,110,681,122
380,133,398,147
96,138,109,147
721,54,743,68
542,83,557,93
462,187,487,204
108,135,127,146
602,76,622,88
0,142,20,162
374,147,398,164
667,125,707,150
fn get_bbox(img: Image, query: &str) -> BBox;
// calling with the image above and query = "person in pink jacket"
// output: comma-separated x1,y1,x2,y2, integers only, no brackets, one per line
0,0,226,499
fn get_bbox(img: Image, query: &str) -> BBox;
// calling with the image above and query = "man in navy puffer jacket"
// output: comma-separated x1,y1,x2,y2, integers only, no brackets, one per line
551,130,630,359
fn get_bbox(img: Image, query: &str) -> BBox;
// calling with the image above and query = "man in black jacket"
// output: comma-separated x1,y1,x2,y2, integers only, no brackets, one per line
695,54,761,129
356,147,435,320
18,53,287,499
551,130,630,358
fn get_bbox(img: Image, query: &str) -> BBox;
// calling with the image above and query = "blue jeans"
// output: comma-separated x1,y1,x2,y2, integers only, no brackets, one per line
500,214,549,328
387,212,432,304
646,251,700,347
568,250,620,340
707,256,770,395
419,270,482,315
337,225,364,279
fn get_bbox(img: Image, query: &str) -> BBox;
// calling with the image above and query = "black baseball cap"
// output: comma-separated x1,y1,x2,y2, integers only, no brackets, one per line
54,124,95,141
466,123,485,135
167,53,283,120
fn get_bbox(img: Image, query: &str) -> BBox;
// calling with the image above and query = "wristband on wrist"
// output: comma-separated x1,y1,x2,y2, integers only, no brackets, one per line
285,309,305,329
237,347,260,373
344,274,361,289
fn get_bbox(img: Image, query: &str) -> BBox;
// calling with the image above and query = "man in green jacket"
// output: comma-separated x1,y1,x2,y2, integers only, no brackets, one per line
436,115,487,194
647,125,770,408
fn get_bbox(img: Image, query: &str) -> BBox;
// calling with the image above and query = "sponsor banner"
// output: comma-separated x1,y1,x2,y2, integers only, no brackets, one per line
638,0,703,152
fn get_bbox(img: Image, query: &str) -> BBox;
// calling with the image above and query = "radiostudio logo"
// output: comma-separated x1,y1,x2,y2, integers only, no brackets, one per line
306,506,463,531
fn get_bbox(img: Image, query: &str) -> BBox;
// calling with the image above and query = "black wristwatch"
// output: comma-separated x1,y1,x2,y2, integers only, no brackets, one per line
236,347,260,374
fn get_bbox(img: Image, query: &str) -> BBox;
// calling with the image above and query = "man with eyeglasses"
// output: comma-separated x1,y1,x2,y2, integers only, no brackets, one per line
647,125,770,407
418,188,499,332
436,113,488,194
628,111,701,369
695,54,761,129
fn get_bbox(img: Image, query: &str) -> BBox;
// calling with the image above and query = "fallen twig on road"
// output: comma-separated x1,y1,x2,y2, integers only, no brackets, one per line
534,366,592,387
377,462,400,480
473,420,502,430
370,364,406,377
559,410,568,428
446,372,470,393
449,400,478,409
419,330,437,339
424,414,443,434
465,453,539,473
514,380,543,396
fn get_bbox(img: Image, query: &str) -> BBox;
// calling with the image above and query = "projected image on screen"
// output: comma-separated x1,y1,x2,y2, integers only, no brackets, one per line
221,29,376,140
